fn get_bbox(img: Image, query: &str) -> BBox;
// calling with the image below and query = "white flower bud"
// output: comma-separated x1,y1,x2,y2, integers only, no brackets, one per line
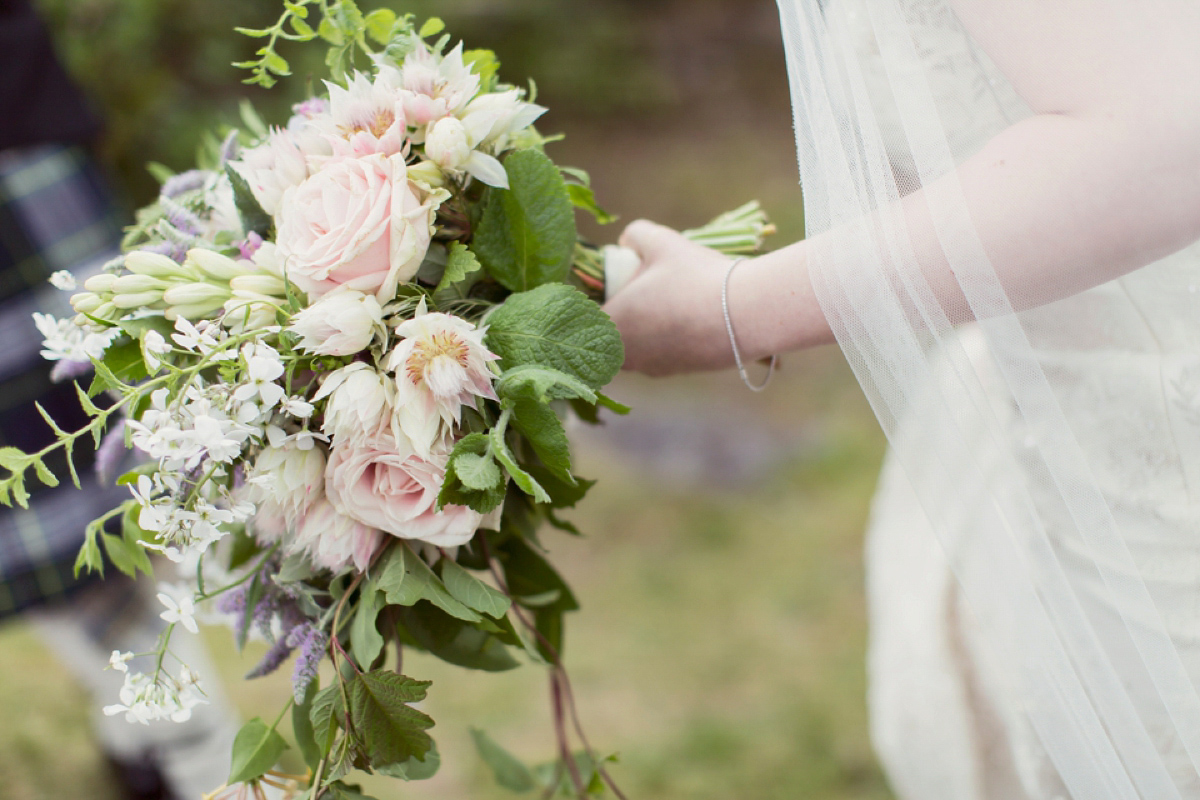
230,274,286,296
425,117,472,169
113,290,166,309
288,289,383,356
112,274,169,294
162,283,229,307
71,292,104,314
405,159,447,188
125,251,191,279
185,248,246,281
84,273,118,293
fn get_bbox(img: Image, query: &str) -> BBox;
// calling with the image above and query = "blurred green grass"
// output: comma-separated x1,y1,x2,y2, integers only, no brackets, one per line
1,2,892,798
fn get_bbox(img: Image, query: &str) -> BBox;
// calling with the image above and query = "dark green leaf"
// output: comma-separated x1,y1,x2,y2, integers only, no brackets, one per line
439,433,505,514
309,683,345,753
292,679,322,770
509,398,573,484
470,728,537,792
490,427,550,504
441,559,511,619
396,603,519,672
473,149,576,292
346,671,435,768
377,738,441,781
566,183,616,225
485,284,623,391
525,467,594,509
120,503,155,577
227,717,289,784
226,164,273,238
327,781,380,800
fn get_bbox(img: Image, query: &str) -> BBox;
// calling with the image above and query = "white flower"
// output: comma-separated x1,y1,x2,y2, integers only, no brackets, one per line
281,397,315,419
32,312,120,363
313,362,395,443
157,591,200,634
48,270,77,290
142,330,171,372
234,343,286,409
319,70,408,157
103,666,207,725
385,299,499,457
245,441,326,539
394,42,480,129
288,288,383,356
109,650,134,673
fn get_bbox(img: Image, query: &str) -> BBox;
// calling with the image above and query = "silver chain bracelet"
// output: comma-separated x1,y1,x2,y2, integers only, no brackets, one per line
722,257,777,392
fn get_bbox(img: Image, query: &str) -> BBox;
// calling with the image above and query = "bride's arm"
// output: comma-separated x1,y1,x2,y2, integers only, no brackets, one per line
605,0,1200,376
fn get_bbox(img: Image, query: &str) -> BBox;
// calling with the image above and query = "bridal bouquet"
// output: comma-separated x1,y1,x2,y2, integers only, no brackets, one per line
7,4,771,798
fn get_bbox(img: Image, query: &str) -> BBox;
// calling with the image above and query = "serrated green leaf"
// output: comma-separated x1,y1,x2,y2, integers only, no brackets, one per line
226,164,273,238
566,183,616,225
350,587,386,669
439,433,506,514
227,717,289,785
73,528,104,578
365,9,397,44
484,284,624,391
377,544,482,623
490,427,550,504
263,51,291,76
434,242,483,295
347,671,434,768
470,728,537,792
497,365,596,405
377,738,441,781
453,452,502,492
441,559,511,619
32,459,58,489
473,149,576,292
309,682,345,753
509,398,573,484
0,447,30,472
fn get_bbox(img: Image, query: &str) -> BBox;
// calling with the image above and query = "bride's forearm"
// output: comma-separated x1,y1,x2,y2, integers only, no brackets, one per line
732,110,1200,362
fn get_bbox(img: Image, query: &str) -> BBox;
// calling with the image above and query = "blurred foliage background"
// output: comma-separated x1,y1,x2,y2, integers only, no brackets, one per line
0,1,892,798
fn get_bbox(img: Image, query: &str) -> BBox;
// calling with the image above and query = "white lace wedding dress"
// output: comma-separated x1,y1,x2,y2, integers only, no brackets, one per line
784,2,1200,797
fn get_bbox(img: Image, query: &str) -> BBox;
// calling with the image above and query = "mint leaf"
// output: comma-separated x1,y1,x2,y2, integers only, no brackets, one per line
510,398,573,484
497,365,596,405
309,683,345,753
439,433,505,514
434,241,482,295
470,728,537,792
227,717,289,784
441,559,511,619
377,544,482,623
490,427,550,503
485,284,623,390
473,149,576,292
347,671,435,768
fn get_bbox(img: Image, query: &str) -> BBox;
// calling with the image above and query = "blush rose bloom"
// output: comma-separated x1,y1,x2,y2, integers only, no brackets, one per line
275,153,446,302
324,432,482,547
290,498,383,573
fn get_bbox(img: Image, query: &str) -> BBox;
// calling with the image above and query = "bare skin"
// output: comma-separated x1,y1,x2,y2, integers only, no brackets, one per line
604,0,1200,377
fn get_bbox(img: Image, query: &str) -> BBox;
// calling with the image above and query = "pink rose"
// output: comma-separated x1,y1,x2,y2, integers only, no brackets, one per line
291,498,383,572
275,153,444,302
324,432,482,547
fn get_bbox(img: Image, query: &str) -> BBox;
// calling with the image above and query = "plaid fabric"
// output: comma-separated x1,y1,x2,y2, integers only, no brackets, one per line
0,143,129,619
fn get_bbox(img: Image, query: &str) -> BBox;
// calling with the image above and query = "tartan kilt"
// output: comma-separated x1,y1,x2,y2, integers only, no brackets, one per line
0,143,131,620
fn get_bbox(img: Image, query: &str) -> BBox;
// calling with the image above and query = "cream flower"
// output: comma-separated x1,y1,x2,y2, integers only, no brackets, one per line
385,299,499,458
324,432,483,548
288,288,383,356
393,43,480,131
317,71,409,158
245,441,326,544
289,498,383,572
313,362,396,443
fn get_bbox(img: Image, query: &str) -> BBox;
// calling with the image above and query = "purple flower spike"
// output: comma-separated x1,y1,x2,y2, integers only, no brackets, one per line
218,130,240,167
291,626,328,703
51,359,93,383
246,634,293,679
95,419,127,482
161,169,208,199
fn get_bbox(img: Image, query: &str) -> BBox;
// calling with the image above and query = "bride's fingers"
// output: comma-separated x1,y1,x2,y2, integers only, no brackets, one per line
618,219,680,265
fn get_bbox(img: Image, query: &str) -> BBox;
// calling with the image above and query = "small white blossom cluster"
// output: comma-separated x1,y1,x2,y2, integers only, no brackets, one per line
104,649,206,725
33,311,120,364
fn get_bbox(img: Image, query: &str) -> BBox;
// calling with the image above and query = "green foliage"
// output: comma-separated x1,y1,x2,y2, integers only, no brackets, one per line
346,670,435,768
440,559,511,619
470,728,538,793
227,717,290,785
350,588,387,668
474,149,577,292
439,433,506,514
376,543,482,623
395,603,520,672
434,242,483,296
226,163,274,237
292,680,323,770
309,682,345,754
485,284,624,390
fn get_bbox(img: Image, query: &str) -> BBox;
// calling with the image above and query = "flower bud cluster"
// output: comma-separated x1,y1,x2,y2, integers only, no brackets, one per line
70,248,287,327
103,656,206,725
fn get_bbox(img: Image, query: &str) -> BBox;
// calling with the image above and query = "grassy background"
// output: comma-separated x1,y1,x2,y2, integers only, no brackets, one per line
0,2,892,798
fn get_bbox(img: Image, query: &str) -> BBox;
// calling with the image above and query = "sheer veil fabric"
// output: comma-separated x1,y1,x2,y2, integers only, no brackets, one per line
774,1,1200,798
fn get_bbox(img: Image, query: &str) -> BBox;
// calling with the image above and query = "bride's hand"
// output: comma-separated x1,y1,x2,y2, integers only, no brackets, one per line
602,219,739,377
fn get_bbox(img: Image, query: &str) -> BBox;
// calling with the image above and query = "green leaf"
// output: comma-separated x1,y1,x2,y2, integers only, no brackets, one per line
350,587,386,669
525,466,595,509
365,9,397,44
100,532,140,578
293,680,322,770
396,603,519,672
509,399,573,484
289,15,316,39
89,338,146,395
473,149,576,292
309,682,345,753
439,433,505,515
263,51,291,76
376,544,482,623
418,17,445,38
226,164,273,238
441,559,511,619
326,781,380,800
377,738,441,781
597,392,632,415
490,426,550,504
484,284,624,391
346,671,435,768
434,242,483,295
470,728,537,793
453,452,502,492
73,522,105,578
497,365,596,405
32,459,59,489
120,503,155,577
318,16,345,45
566,183,616,225
227,717,289,785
